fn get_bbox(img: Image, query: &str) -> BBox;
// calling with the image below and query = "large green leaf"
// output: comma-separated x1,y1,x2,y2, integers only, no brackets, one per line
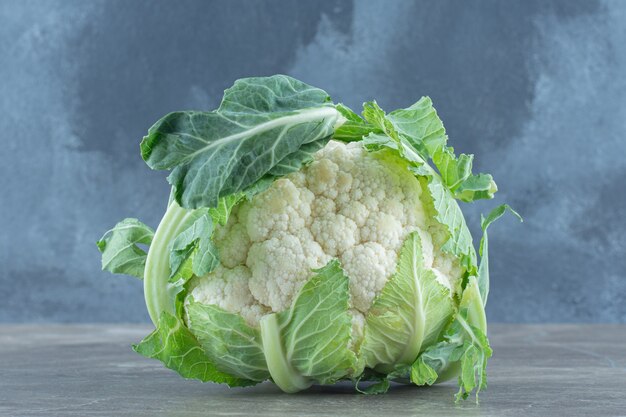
97,218,154,279
361,232,454,372
133,311,255,386
259,260,356,392
141,75,340,208
186,302,270,382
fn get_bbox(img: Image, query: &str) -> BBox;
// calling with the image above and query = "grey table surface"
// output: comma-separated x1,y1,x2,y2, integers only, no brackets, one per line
1,324,625,417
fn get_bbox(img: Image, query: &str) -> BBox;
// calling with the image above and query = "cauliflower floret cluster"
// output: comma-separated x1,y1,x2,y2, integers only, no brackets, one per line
189,141,462,328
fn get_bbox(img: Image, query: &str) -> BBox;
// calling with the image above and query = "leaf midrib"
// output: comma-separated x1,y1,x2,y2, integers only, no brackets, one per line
180,106,339,165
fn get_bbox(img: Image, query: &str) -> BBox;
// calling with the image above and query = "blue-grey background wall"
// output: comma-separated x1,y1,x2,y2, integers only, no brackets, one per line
1,0,624,323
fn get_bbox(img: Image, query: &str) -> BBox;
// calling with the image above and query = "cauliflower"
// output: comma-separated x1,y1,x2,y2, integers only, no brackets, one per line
188,140,462,329
99,75,512,398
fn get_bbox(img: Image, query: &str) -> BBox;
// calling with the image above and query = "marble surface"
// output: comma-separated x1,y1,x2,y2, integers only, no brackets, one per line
1,324,625,416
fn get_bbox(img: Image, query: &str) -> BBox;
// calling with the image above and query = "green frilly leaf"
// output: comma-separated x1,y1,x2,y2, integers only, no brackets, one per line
97,218,154,279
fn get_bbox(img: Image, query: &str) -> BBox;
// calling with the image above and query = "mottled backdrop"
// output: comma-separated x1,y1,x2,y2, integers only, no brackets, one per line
1,0,624,323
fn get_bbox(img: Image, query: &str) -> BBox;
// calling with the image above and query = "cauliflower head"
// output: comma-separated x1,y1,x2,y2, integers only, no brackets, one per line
188,140,462,334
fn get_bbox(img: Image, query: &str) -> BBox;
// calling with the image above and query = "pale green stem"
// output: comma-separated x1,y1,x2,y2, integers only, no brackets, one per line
259,313,311,393
144,201,196,325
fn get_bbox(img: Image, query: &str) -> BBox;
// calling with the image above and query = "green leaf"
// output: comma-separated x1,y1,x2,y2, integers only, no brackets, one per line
420,174,477,271
170,255,194,284
431,147,473,190
337,103,364,123
133,311,255,386
411,319,491,403
168,211,219,279
165,208,206,280
208,194,244,226
454,173,498,202
362,101,398,140
460,275,487,336
478,205,522,306
361,232,454,372
387,96,447,157
430,145,497,202
410,335,465,386
141,75,340,209
97,218,154,279
410,277,491,402
410,357,439,386
259,260,356,392
267,137,330,177
454,321,492,403
333,103,379,142
385,97,497,202
278,260,357,383
362,132,399,152
355,375,391,395
207,178,278,229
186,302,270,382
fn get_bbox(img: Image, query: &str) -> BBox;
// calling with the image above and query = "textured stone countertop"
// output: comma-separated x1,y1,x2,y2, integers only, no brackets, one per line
1,324,625,417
